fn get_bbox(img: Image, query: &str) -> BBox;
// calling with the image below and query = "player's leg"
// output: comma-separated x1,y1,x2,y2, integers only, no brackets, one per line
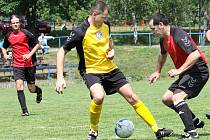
169,70,209,139
26,67,42,103
162,90,204,129
44,46,50,54
118,83,173,139
82,73,105,140
14,67,29,116
87,83,105,140
118,83,158,131
171,90,199,139
16,79,29,116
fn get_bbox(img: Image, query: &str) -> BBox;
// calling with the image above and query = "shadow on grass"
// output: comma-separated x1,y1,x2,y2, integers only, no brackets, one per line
170,132,210,139
100,139,156,140
27,113,40,116
199,132,210,137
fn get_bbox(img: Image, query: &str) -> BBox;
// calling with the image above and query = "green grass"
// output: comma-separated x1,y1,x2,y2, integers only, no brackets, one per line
0,79,210,140
1,46,210,139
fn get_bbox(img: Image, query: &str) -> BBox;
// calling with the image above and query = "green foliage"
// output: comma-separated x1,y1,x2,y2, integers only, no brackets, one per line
0,0,208,30
0,0,19,16
107,0,157,20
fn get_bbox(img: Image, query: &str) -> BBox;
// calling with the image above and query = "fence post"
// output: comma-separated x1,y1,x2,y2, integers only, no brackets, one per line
69,64,75,81
149,33,152,47
58,38,61,48
47,66,51,82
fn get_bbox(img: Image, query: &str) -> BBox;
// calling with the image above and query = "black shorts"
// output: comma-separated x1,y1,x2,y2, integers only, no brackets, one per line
13,67,36,84
169,65,209,99
81,68,128,95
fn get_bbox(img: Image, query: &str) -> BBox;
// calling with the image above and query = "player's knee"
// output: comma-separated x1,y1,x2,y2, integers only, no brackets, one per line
162,96,172,105
93,96,104,105
127,94,139,105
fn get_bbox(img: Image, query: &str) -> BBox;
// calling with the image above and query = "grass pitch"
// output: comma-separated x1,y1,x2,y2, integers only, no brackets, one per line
0,79,210,140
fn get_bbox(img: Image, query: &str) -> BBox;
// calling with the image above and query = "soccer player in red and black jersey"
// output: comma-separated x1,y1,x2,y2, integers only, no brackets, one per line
2,15,42,116
149,13,209,140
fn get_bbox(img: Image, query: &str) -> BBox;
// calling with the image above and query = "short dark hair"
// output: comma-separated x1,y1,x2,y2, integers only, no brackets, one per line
10,14,21,22
151,13,168,26
90,1,109,15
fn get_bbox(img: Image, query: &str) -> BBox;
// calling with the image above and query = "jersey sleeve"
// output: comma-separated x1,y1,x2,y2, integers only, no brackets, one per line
160,38,167,54
22,29,38,49
3,32,11,49
62,29,81,51
173,28,196,54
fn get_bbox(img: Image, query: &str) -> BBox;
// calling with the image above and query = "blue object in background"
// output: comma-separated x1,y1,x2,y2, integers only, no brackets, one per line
206,114,210,119
0,40,3,48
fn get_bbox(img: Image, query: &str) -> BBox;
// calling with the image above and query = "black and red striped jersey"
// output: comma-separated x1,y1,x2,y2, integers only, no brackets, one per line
160,27,208,69
3,29,38,67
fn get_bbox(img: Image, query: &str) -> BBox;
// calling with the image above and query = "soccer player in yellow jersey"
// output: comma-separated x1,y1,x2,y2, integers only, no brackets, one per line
55,1,173,140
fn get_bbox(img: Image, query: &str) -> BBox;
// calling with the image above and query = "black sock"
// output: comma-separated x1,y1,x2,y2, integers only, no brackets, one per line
168,104,179,113
17,90,28,113
35,86,42,94
174,101,195,131
169,104,197,120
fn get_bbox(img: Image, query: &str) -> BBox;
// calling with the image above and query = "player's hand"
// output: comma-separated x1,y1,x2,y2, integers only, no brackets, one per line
22,54,30,60
55,77,66,94
148,72,160,84
106,49,114,60
168,69,181,77
4,54,12,60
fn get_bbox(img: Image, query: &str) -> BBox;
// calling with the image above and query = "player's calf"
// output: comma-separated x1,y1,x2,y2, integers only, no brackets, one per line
35,86,42,103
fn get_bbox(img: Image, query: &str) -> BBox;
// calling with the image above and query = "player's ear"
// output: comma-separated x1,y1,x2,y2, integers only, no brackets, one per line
159,22,164,28
92,11,98,17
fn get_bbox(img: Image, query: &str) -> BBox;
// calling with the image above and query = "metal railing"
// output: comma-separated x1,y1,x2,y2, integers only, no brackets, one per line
52,32,207,48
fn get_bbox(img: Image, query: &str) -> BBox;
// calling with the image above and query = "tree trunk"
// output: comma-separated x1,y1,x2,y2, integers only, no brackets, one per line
16,0,38,34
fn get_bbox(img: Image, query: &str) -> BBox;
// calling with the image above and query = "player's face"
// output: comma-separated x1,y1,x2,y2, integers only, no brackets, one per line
94,9,109,27
11,17,21,32
149,19,164,37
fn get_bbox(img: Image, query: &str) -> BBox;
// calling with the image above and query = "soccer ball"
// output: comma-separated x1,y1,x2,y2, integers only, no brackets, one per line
115,118,134,138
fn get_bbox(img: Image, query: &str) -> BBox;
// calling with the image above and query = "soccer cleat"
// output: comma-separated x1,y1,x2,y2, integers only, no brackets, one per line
155,128,173,139
178,130,198,140
87,130,98,140
36,88,42,103
21,112,29,116
184,119,204,132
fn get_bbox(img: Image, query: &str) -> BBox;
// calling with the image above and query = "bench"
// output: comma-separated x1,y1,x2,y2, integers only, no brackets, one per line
0,64,78,82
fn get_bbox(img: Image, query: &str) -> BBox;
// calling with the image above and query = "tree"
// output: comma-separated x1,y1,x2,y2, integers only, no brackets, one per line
107,0,156,24
0,0,206,32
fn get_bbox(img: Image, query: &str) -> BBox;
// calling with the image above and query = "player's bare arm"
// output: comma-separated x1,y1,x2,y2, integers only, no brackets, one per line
106,37,115,59
23,43,40,60
149,53,167,83
168,50,200,77
1,47,11,60
55,47,68,94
